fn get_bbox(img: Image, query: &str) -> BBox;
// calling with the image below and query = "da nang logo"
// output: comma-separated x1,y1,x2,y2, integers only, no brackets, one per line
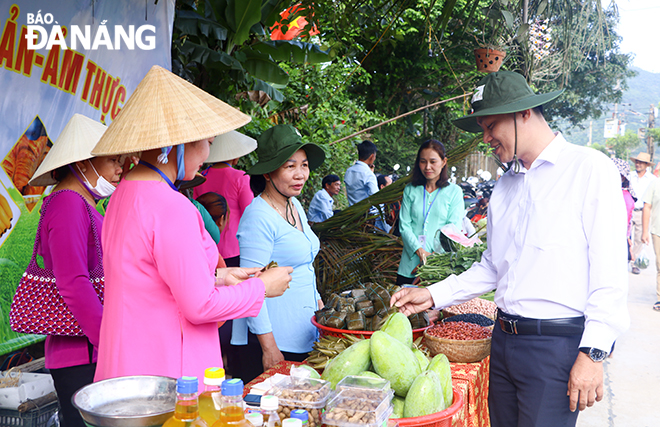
25,10,156,51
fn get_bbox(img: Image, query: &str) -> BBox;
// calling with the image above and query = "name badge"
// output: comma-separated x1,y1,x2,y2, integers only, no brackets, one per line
418,235,427,247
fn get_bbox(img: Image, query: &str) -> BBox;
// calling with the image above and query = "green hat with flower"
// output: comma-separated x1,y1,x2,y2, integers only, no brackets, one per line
247,124,325,175
453,71,564,133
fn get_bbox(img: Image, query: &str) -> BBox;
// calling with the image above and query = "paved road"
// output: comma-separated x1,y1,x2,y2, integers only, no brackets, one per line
577,251,660,427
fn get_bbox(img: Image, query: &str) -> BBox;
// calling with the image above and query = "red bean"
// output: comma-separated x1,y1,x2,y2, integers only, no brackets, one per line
427,321,492,340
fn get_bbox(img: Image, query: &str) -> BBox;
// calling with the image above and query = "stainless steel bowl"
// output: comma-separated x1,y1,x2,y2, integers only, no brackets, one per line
72,375,177,427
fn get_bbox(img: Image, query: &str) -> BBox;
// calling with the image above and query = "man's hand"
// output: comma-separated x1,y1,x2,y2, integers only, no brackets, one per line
642,233,650,245
258,333,285,371
390,287,433,316
567,351,604,412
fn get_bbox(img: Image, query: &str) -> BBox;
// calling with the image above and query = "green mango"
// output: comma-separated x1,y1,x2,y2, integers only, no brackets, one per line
296,364,321,379
426,353,453,409
391,396,405,419
403,371,444,418
381,312,413,348
370,331,421,397
321,339,371,389
413,348,430,371
356,371,383,380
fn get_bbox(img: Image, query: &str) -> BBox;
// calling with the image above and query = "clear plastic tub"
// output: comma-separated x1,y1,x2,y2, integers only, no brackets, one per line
264,377,331,427
335,376,392,401
322,389,393,427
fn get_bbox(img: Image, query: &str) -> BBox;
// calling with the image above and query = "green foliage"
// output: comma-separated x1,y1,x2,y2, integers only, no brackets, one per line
607,130,642,159
649,128,660,146
588,143,610,157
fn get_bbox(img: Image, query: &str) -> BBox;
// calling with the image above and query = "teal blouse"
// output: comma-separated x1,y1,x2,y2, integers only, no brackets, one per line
397,183,465,278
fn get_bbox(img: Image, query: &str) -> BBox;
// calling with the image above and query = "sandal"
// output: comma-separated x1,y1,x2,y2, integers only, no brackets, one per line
654,302,660,311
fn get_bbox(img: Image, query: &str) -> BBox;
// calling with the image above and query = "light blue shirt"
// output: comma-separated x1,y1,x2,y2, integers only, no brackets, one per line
232,196,321,353
397,183,465,278
307,189,334,223
344,161,378,206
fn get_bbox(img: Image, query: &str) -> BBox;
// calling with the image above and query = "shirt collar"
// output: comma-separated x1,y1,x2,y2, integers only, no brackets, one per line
528,132,567,170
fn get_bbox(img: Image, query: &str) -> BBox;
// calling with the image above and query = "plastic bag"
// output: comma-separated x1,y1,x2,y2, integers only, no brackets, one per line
635,246,650,269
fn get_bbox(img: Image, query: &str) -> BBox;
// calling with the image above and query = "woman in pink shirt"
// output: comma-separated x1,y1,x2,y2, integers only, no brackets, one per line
91,66,292,385
27,114,122,427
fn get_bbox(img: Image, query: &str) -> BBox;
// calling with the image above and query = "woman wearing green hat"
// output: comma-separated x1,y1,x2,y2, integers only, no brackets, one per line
232,124,326,382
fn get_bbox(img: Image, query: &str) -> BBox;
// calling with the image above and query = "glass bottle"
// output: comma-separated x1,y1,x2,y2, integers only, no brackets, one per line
260,395,282,427
163,376,208,427
212,379,252,427
199,367,226,426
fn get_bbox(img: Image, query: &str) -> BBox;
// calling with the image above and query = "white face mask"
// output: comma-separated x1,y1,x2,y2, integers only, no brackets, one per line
77,161,117,199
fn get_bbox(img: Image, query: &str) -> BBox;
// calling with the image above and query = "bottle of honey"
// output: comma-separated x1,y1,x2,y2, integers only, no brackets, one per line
163,377,208,427
212,379,252,427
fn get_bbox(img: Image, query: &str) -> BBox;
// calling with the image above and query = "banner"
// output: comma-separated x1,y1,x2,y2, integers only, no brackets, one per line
0,0,175,355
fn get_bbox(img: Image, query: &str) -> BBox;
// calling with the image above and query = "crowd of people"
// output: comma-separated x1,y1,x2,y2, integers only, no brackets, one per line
17,66,637,427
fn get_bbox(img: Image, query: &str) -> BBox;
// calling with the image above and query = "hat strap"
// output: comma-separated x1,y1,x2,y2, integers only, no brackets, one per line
268,180,297,228
511,113,521,174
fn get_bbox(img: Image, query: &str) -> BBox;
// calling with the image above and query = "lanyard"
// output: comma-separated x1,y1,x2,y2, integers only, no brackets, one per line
139,160,179,192
422,187,440,233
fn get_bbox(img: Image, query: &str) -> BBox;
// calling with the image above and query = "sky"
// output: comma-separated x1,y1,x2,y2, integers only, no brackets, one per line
611,0,660,73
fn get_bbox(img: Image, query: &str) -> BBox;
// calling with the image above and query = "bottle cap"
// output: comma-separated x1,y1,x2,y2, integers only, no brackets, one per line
177,376,198,394
221,378,244,396
260,395,279,411
290,410,308,423
282,419,302,427
204,367,226,386
246,412,264,427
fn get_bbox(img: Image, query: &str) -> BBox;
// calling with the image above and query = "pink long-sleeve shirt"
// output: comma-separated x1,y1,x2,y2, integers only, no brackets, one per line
95,180,264,384
39,190,104,369
193,166,253,259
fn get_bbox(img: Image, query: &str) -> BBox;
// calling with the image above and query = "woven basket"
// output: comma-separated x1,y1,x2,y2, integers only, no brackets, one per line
391,388,463,427
423,330,491,363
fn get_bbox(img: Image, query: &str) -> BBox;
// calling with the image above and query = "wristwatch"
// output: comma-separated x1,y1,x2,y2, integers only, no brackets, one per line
579,347,608,362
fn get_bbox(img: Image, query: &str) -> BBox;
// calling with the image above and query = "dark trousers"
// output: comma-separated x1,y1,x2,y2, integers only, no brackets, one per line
50,363,97,427
489,323,582,427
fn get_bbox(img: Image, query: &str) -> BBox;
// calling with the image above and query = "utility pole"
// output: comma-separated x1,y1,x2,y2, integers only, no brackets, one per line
588,121,592,146
648,104,656,160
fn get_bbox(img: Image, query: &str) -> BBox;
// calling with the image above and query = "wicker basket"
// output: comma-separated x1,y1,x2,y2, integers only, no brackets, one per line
311,316,429,340
423,330,491,363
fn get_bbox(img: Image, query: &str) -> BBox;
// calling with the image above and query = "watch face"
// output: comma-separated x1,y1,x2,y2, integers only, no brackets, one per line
589,348,608,362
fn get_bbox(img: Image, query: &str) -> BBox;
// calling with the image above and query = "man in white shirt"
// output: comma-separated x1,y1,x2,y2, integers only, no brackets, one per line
629,152,656,274
307,174,341,223
391,71,629,427
640,177,660,311
344,140,379,206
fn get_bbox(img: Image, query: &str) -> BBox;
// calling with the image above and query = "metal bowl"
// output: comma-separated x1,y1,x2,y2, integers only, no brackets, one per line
72,375,177,427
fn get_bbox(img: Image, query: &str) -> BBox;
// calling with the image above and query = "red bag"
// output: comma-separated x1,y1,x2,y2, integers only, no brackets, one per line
9,191,104,336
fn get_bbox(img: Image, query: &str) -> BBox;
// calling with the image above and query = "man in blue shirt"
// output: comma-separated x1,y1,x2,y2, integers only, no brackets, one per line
308,174,341,223
344,140,379,206
374,173,393,232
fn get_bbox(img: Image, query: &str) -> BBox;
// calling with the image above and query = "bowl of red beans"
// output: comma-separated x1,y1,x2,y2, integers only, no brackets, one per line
423,321,492,363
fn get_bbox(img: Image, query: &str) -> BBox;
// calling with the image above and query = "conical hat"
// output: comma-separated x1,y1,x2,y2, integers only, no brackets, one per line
91,65,251,156
29,114,107,187
206,131,257,163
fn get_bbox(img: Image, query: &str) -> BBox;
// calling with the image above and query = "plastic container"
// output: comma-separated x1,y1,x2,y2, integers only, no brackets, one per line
390,389,463,427
335,376,392,402
199,368,226,426
260,395,282,427
264,377,331,427
0,399,58,427
322,389,393,427
212,379,252,427
0,372,56,409
246,412,264,427
311,316,429,340
163,377,207,427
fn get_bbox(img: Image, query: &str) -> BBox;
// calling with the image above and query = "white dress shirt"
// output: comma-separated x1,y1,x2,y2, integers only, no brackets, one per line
630,169,656,210
429,133,629,351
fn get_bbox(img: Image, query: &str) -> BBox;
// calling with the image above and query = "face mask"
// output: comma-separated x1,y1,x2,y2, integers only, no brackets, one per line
77,161,117,199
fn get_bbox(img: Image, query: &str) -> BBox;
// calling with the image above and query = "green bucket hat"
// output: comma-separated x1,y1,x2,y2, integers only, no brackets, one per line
453,71,564,133
247,124,325,175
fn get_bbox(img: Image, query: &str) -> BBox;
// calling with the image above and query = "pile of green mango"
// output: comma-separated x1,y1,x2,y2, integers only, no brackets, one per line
320,312,453,419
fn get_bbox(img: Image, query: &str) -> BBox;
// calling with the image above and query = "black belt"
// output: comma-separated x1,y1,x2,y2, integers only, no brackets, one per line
634,208,643,211
497,309,585,336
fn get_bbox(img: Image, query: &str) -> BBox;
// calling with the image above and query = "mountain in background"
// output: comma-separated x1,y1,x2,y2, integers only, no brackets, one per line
561,67,660,149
